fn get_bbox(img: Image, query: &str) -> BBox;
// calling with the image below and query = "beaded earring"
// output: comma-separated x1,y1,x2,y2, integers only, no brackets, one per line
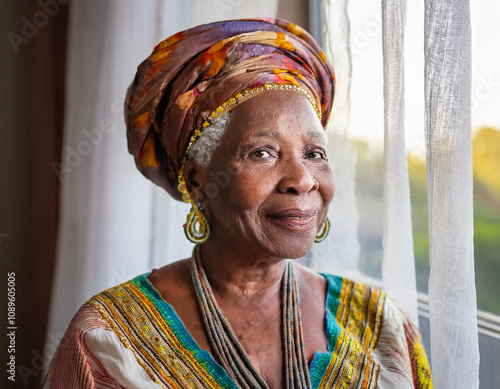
177,168,210,244
314,217,330,243
184,203,210,244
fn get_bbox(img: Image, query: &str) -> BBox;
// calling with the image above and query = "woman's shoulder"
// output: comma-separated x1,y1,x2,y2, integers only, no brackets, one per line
320,272,383,295
316,272,387,349
319,272,386,316
317,272,432,385
44,281,167,388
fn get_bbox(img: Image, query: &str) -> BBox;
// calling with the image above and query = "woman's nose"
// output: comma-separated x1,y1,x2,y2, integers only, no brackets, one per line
277,156,319,194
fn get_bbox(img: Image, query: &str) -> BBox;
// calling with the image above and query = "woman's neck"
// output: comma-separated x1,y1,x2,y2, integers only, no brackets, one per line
198,242,287,298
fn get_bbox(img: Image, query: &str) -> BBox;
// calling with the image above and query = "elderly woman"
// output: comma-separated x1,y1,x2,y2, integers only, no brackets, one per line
44,18,432,389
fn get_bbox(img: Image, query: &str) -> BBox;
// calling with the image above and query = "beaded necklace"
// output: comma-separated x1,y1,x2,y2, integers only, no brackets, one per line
190,245,312,389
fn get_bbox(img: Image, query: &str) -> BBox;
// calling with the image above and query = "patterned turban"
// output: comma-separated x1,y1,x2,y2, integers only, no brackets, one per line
125,17,335,200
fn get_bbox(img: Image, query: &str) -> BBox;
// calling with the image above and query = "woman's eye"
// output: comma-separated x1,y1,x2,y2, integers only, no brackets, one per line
307,151,326,159
251,149,271,158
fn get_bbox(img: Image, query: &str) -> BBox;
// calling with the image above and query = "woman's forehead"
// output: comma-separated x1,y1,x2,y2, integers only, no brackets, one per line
227,90,324,135
234,89,318,115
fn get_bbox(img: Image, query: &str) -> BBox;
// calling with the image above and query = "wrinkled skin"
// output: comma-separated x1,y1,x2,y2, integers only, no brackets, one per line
149,90,335,388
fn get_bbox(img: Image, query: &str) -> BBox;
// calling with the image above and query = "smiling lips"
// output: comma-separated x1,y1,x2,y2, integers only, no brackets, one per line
267,209,318,231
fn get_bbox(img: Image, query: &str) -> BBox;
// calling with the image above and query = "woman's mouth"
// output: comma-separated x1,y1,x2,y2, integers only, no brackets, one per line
267,209,318,231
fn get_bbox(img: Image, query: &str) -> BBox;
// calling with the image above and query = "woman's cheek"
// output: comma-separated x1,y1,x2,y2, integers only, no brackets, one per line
310,171,333,207
231,173,273,208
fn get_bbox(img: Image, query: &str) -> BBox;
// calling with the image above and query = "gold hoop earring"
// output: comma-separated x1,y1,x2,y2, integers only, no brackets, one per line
184,203,210,244
314,217,330,243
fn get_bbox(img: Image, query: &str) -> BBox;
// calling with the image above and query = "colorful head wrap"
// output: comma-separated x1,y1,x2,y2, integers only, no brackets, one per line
125,17,335,200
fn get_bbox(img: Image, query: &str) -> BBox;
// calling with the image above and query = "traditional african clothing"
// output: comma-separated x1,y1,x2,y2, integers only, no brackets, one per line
43,273,432,388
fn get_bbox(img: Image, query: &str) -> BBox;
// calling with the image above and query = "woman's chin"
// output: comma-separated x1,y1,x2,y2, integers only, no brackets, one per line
261,233,315,260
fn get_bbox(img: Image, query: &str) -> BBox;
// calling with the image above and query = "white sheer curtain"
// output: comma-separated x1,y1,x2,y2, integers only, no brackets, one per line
310,0,480,387
425,0,479,387
47,0,168,351
381,0,418,321
47,0,278,366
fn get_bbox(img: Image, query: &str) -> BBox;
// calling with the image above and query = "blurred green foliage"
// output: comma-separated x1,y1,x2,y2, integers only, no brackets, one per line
353,127,500,315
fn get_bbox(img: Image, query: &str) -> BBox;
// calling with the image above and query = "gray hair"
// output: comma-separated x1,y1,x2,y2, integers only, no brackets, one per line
188,111,232,167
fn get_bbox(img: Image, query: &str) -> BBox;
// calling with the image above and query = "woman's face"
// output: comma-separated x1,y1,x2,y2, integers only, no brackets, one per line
197,89,335,259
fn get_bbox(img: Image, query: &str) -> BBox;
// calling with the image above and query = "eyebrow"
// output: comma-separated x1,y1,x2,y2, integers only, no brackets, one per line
307,130,326,141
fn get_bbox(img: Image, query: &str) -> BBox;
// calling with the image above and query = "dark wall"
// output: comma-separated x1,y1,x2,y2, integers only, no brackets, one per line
0,1,68,387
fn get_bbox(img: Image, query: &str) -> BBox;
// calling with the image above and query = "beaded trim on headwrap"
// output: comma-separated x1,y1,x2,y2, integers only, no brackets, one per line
176,82,322,202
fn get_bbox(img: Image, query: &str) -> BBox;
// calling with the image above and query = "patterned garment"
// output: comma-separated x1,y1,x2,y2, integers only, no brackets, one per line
43,274,432,388
124,18,335,200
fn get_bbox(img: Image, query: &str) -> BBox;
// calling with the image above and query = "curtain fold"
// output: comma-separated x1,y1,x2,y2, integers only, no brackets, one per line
424,0,480,387
381,0,418,321
306,0,362,278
